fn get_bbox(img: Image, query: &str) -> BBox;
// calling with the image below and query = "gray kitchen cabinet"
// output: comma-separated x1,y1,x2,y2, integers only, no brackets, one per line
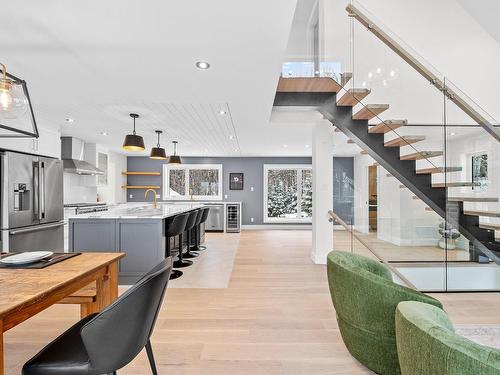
117,219,164,284
69,219,116,252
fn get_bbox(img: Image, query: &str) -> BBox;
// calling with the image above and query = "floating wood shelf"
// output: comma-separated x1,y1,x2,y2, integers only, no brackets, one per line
122,172,160,176
121,185,160,189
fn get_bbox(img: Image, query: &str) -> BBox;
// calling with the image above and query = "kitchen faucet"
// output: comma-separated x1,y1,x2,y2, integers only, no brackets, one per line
144,189,158,209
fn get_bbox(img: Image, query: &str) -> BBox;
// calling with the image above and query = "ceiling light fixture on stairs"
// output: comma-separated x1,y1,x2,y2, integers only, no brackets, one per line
168,141,182,164
122,113,145,151
150,130,167,160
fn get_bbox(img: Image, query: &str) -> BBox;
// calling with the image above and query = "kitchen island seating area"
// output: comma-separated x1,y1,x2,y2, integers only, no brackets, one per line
68,204,210,284
22,257,173,375
166,207,211,280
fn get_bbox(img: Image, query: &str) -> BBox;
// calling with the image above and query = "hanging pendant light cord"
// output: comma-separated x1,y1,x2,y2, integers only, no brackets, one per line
132,117,136,135
157,132,161,147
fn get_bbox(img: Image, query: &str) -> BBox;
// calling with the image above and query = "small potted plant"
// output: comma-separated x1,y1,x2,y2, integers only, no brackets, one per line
438,221,461,249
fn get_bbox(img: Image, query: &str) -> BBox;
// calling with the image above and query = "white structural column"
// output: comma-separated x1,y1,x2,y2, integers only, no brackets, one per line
311,120,334,264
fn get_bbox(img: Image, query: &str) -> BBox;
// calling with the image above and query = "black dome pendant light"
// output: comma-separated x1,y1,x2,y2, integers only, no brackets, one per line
168,141,182,164
122,113,145,151
150,130,167,160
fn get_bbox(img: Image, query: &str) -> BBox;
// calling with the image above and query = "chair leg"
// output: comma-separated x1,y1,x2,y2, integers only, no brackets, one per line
145,340,158,375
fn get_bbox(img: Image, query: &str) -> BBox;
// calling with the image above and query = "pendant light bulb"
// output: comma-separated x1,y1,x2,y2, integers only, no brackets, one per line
150,130,167,160
122,113,145,151
0,63,28,119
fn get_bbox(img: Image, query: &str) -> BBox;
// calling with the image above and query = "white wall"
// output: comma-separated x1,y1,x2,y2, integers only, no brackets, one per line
377,166,442,247
97,147,127,205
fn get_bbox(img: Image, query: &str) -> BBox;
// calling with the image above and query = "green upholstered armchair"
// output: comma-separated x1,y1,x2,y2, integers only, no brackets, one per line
396,301,500,375
327,251,443,375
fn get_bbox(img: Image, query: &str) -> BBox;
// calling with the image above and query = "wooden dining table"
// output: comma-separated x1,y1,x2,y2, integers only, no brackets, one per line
0,252,125,375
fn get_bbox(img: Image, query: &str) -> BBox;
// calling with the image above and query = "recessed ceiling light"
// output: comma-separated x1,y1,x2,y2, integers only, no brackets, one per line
100,131,108,136
195,61,210,69
283,144,288,148
234,148,238,152
219,110,227,115
229,135,234,140
450,132,456,136
305,144,310,148
65,118,74,123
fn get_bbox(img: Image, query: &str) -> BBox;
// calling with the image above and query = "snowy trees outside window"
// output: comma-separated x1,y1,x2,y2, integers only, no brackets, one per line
164,164,223,200
264,165,312,223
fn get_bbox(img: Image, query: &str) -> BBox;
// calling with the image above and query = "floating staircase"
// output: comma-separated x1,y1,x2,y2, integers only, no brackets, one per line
274,76,500,264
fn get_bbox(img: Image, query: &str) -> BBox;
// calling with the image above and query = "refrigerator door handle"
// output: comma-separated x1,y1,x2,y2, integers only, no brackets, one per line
40,162,46,219
33,161,40,220
9,221,65,235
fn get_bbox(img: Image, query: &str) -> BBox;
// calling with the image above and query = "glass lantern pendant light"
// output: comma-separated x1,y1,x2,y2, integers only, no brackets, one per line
122,113,145,151
168,141,182,164
150,130,167,159
0,63,29,119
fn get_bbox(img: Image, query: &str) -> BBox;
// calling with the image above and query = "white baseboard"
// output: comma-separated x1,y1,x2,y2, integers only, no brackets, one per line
242,224,312,230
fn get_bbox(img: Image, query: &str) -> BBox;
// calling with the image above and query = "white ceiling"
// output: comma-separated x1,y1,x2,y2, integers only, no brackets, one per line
0,0,318,157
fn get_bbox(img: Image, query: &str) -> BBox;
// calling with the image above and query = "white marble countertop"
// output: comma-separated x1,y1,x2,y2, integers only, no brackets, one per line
68,203,204,220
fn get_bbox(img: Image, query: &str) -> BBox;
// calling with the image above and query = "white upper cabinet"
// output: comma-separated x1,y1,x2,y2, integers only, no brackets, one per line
0,126,61,159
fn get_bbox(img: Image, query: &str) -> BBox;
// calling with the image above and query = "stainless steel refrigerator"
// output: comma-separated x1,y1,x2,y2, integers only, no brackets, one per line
0,151,64,252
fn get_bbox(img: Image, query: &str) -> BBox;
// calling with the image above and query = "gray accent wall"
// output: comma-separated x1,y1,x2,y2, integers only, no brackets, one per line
126,157,312,225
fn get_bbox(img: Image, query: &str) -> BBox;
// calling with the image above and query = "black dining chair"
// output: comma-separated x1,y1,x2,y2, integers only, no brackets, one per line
166,212,190,280
22,257,173,375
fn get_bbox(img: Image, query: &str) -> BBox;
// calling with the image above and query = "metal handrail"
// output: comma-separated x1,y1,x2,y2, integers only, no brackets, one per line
346,2,500,142
328,210,417,290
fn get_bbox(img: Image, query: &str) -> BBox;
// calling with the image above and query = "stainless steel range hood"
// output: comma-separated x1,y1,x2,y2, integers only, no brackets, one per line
61,137,104,175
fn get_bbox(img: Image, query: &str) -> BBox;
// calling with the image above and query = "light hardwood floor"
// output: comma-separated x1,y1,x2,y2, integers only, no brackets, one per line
4,230,500,374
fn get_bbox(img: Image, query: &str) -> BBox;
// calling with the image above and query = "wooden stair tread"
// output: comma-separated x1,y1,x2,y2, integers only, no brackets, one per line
465,210,500,218
432,182,480,188
341,72,352,86
449,197,499,203
59,283,97,304
400,151,443,160
480,223,500,231
347,139,355,144
416,167,462,174
334,127,342,132
337,88,371,106
276,77,342,93
425,207,433,211
352,104,389,120
360,150,369,155
384,136,425,147
368,120,407,134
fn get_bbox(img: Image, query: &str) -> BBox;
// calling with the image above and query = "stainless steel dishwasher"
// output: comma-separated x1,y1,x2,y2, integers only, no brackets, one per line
205,204,224,232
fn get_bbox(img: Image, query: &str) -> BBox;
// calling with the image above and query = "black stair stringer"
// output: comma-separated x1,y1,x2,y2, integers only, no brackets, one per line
319,100,446,218
272,91,500,263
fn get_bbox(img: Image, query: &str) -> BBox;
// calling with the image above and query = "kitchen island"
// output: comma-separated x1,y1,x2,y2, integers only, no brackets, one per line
68,203,204,284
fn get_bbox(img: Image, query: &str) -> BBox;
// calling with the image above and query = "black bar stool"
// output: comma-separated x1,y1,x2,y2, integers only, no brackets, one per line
173,210,198,267
191,207,210,251
165,212,189,280
184,209,203,259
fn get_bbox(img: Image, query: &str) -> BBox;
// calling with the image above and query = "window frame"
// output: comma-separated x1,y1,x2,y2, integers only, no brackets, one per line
263,164,313,223
163,163,223,201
